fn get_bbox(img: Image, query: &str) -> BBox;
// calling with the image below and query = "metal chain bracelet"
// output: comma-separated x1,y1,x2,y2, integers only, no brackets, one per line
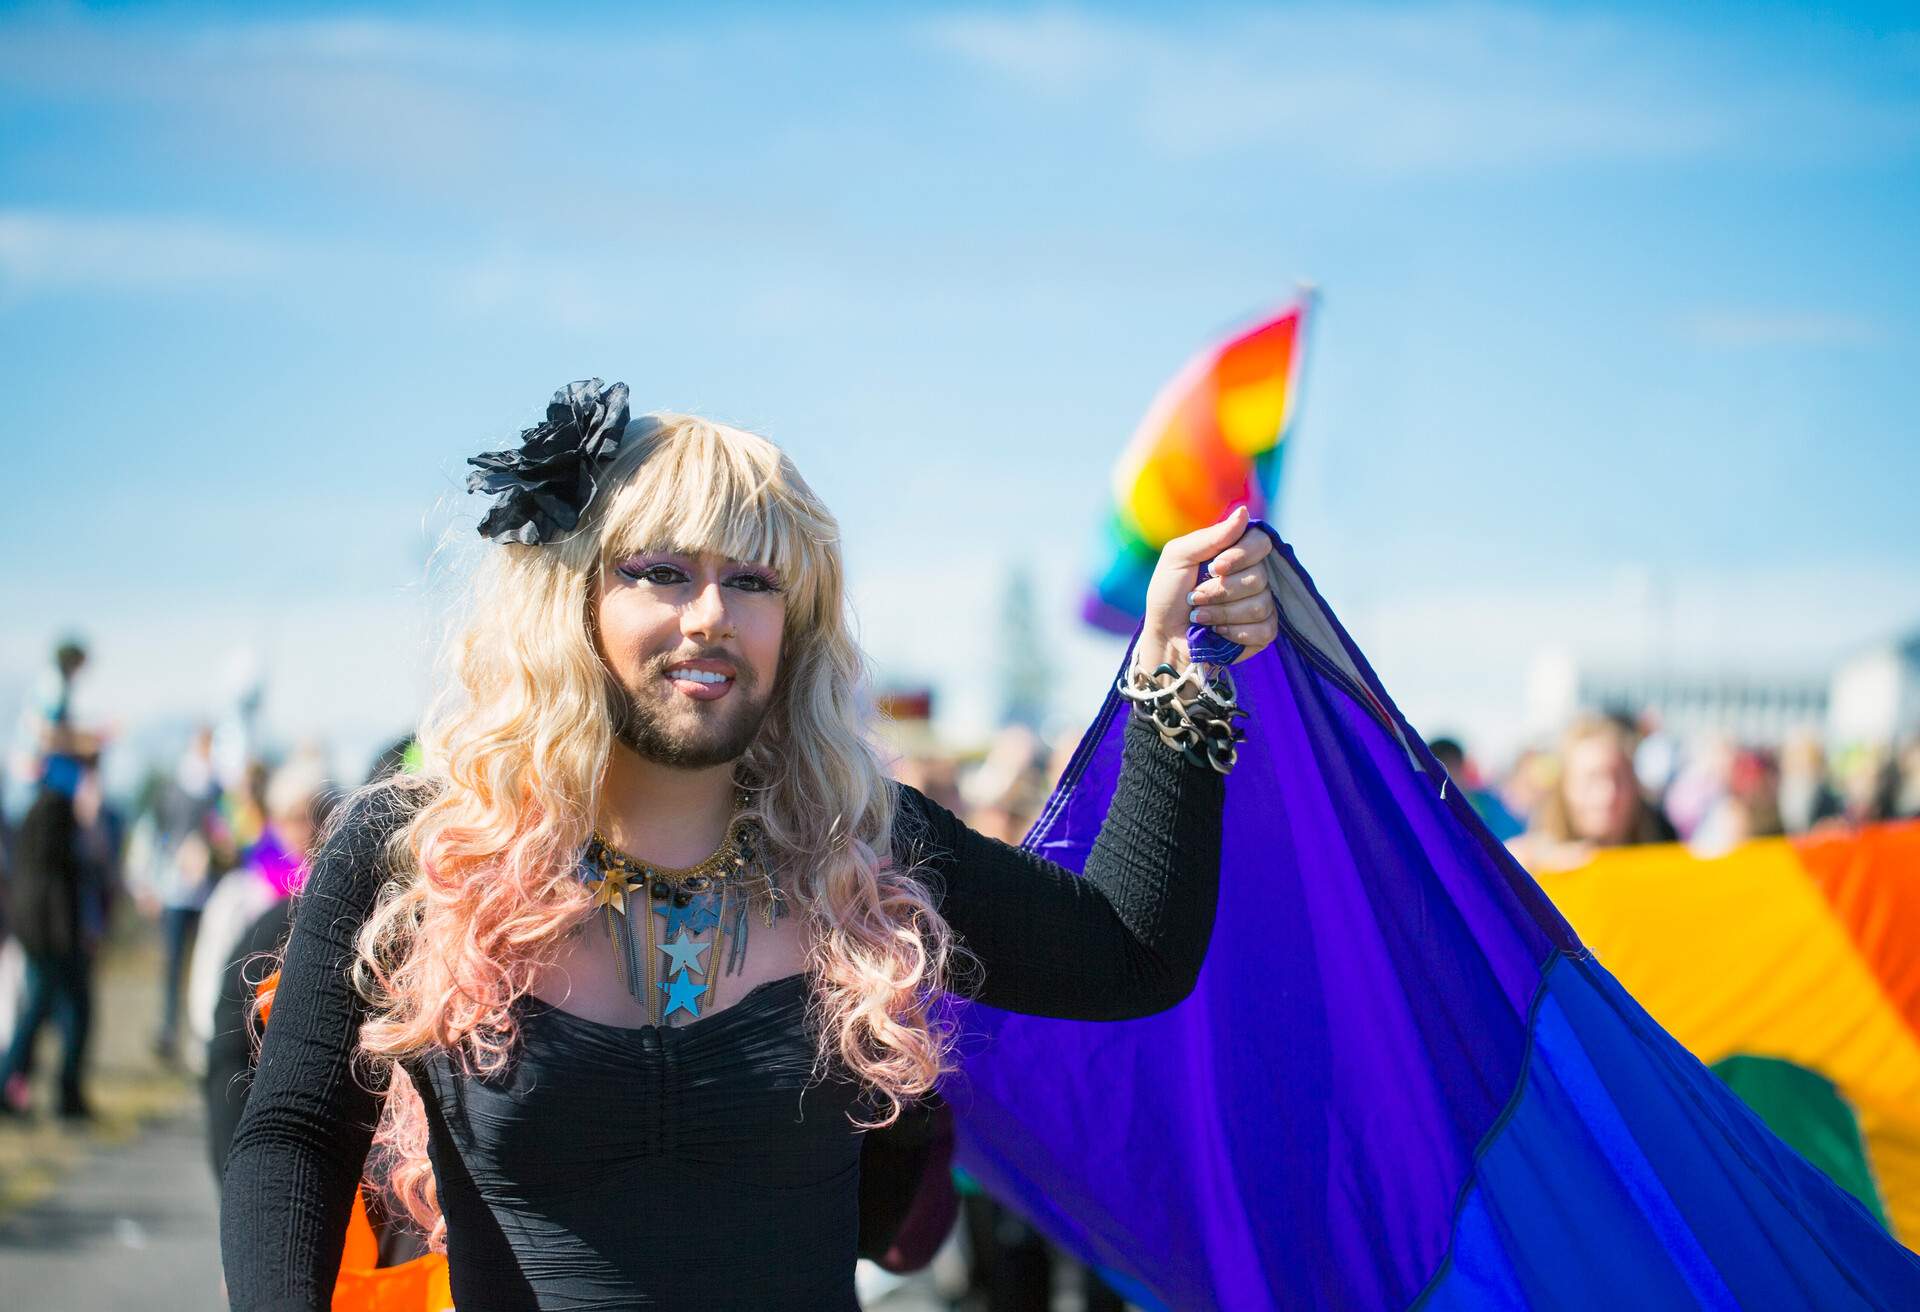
1115,658,1248,775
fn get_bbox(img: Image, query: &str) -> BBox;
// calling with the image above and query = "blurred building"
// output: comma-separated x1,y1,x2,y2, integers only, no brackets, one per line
1533,658,1828,746
996,567,1051,731
1829,628,1920,746
1528,621,1920,750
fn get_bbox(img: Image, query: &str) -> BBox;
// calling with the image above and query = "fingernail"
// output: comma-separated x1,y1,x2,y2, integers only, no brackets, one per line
1190,608,1206,624
1186,590,1201,606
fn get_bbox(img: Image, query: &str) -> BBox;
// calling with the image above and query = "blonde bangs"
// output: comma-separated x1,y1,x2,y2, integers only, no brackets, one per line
591,414,837,629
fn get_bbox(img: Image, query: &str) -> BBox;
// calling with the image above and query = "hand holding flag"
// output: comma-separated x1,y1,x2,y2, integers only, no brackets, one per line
1137,504,1278,672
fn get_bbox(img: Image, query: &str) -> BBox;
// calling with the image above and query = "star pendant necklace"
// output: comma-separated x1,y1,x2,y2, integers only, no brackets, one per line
578,796,787,1026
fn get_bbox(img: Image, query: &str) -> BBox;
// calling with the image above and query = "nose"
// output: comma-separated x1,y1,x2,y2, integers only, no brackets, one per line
681,580,734,641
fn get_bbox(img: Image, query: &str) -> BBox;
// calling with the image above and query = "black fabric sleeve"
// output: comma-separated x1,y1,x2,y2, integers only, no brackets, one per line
219,787,414,1312
897,711,1225,1021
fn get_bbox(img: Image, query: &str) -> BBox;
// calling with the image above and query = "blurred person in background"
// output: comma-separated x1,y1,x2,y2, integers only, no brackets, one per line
185,756,332,1070
228,757,274,854
1727,749,1783,839
890,753,963,815
4,637,104,825
1893,738,1920,820
1690,748,1784,855
1836,745,1900,827
1,638,110,1051
1497,746,1554,834
0,755,116,1120
1779,731,1844,835
961,724,1053,845
1428,736,1523,842
1510,714,1676,872
70,763,125,970
1631,714,1682,819
1664,733,1735,841
875,690,963,815
206,748,428,1273
127,724,228,1064
0,807,14,1051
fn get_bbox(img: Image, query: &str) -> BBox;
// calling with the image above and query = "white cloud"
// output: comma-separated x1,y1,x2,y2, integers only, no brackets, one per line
0,13,552,195
5,5,1914,196
184,17,521,69
0,212,288,292
926,8,1131,96
1679,309,1886,349
924,5,1919,172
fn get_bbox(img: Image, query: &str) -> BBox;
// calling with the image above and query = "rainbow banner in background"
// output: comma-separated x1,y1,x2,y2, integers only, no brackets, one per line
1082,298,1312,633
1539,822,1920,1243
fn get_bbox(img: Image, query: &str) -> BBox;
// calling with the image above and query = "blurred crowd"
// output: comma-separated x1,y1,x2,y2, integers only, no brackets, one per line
3,635,1919,1310
0,637,347,1149
1463,711,1920,875
894,705,1920,882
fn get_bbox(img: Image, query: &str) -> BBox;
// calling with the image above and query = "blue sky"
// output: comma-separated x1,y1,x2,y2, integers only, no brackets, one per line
3,1,1917,782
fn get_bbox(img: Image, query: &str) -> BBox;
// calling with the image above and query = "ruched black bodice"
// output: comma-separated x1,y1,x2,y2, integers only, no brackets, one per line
415,978,862,1309
221,714,1223,1311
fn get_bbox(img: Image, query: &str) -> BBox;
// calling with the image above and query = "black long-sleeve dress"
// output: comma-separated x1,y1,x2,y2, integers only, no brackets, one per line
220,714,1223,1311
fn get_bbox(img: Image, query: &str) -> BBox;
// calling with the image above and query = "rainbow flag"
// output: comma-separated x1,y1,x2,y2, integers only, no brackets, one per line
953,524,1920,1309
1083,301,1311,633
1540,823,1920,1241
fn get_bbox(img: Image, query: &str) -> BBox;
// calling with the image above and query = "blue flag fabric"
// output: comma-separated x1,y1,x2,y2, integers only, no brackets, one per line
945,527,1920,1309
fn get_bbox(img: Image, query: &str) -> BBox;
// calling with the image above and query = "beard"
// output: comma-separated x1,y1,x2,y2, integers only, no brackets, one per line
606,650,775,770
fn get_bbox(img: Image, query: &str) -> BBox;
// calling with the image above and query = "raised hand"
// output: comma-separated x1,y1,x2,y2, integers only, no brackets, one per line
1137,505,1279,672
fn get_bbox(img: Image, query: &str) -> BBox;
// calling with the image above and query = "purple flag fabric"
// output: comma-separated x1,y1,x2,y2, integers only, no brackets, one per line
945,528,1920,1309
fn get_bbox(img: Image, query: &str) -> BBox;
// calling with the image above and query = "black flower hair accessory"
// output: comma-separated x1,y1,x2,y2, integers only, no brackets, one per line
466,378,632,545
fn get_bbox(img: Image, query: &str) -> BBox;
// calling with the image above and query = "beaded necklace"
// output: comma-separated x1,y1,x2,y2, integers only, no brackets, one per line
577,801,787,1025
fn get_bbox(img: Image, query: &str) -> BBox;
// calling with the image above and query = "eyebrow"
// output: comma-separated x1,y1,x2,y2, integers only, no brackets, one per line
617,547,778,574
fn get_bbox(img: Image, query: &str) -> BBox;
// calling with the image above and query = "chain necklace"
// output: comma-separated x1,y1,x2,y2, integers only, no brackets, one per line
577,801,787,1025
